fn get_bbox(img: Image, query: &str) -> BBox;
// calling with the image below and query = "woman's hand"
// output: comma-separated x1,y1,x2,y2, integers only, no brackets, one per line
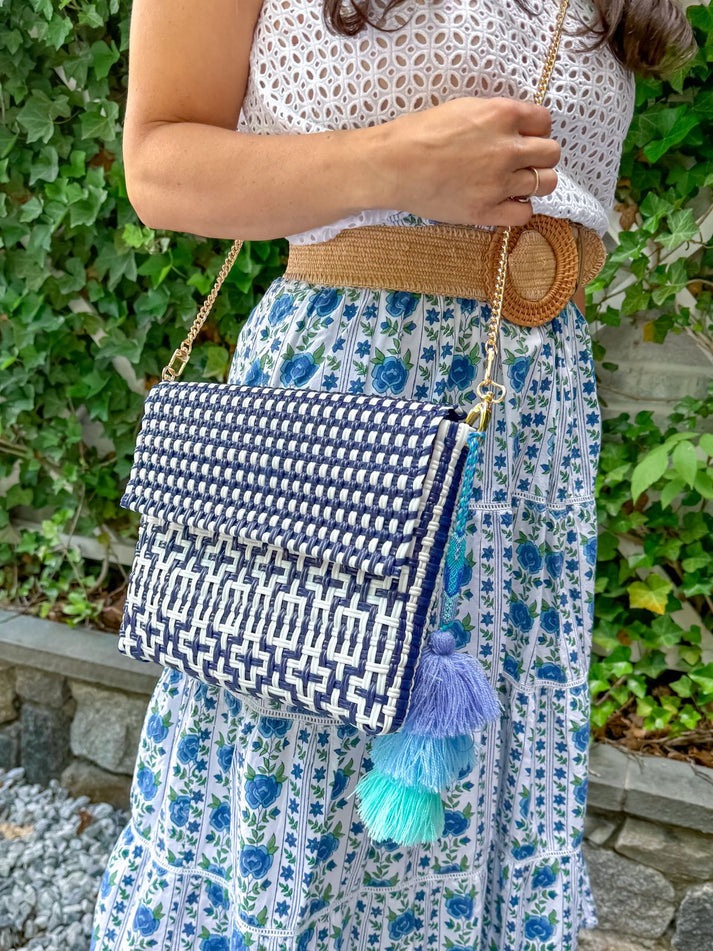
365,96,561,228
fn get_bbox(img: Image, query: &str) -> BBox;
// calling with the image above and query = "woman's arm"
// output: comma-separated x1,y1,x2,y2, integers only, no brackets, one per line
122,0,385,239
123,0,561,240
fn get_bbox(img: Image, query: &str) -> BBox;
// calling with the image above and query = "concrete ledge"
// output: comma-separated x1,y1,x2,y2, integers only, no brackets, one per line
589,743,713,835
0,608,159,696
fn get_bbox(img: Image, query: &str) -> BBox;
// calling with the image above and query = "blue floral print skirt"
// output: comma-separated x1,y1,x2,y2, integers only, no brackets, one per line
92,272,602,951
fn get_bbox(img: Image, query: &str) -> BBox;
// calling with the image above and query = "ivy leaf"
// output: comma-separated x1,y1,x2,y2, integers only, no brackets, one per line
597,532,619,561
45,14,73,50
122,222,151,249
69,185,107,229
627,574,673,615
16,90,71,144
647,615,684,647
186,271,213,295
79,100,120,145
639,105,701,163
599,644,634,679
689,664,713,696
700,433,713,458
137,254,174,286
651,259,689,305
77,2,105,27
671,675,694,698
622,282,651,316
634,650,669,679
626,675,647,699
29,0,53,19
672,440,698,487
90,40,121,80
29,145,59,185
202,344,229,380
658,208,699,249
19,196,44,223
642,703,676,731
631,447,668,500
693,469,713,498
638,191,675,230
679,706,703,731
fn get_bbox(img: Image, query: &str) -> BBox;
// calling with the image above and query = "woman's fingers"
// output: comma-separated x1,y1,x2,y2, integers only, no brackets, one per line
489,199,535,227
508,166,558,199
511,102,553,137
508,135,562,171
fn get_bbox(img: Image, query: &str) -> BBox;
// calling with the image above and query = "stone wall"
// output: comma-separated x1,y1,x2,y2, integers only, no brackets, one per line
0,609,158,809
581,744,713,951
1,609,712,950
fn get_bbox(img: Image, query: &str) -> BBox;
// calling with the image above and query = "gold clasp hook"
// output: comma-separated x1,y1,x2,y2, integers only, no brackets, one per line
161,346,191,382
475,378,507,403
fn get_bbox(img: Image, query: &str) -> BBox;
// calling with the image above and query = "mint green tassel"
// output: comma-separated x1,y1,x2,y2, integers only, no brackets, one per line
354,770,445,845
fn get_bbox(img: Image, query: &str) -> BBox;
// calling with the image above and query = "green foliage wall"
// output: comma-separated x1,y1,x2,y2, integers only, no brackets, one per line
0,0,285,607
0,0,711,739
586,4,713,740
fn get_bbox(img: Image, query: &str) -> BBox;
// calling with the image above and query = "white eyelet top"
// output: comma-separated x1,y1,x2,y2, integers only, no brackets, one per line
236,0,635,242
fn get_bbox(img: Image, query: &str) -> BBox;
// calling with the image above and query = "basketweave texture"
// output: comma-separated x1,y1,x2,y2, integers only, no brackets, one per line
118,381,472,734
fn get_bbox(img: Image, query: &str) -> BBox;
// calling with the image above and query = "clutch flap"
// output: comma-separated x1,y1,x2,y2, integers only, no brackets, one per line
120,381,470,578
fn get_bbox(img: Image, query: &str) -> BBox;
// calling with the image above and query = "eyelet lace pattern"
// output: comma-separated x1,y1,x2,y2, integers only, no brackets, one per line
237,0,634,243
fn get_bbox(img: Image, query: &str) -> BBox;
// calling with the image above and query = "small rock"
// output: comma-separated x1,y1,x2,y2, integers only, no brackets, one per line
0,767,124,951
0,724,20,772
585,814,618,846
20,705,72,785
616,817,713,883
14,670,70,711
69,682,148,775
2,768,24,785
584,844,676,938
672,882,713,951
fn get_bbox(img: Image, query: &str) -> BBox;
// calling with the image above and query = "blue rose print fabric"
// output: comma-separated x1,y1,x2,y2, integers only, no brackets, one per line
92,272,602,951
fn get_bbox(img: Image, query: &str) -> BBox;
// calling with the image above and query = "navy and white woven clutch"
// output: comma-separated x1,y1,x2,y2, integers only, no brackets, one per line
118,381,475,735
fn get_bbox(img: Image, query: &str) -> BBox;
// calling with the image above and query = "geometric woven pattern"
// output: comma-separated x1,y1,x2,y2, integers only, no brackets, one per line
118,381,472,734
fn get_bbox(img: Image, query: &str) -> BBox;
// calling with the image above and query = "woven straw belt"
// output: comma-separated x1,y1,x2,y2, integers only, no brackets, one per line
284,215,606,328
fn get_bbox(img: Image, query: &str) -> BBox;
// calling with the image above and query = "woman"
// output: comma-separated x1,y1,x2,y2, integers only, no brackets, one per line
92,0,693,947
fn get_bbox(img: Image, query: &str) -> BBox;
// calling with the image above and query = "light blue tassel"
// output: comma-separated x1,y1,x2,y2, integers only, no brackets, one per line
370,730,475,791
354,770,445,845
402,627,501,738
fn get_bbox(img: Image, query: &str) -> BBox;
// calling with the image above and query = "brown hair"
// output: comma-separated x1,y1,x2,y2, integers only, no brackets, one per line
323,0,696,78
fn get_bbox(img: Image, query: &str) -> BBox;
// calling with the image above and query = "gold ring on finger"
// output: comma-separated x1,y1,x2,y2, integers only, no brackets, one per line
528,166,541,197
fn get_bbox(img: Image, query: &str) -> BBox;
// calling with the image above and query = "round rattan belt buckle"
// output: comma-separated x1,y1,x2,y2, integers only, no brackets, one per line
486,215,579,327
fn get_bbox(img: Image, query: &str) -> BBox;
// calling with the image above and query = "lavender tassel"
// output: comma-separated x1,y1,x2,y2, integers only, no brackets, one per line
402,627,501,738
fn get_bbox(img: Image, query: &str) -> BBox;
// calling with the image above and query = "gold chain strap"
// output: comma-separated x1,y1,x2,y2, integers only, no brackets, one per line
162,237,244,381
466,0,570,429
161,0,570,388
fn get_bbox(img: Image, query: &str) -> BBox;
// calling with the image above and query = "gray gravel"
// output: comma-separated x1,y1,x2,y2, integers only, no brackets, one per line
0,767,127,951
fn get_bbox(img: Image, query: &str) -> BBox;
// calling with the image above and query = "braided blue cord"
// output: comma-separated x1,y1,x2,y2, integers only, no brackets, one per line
438,429,485,628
